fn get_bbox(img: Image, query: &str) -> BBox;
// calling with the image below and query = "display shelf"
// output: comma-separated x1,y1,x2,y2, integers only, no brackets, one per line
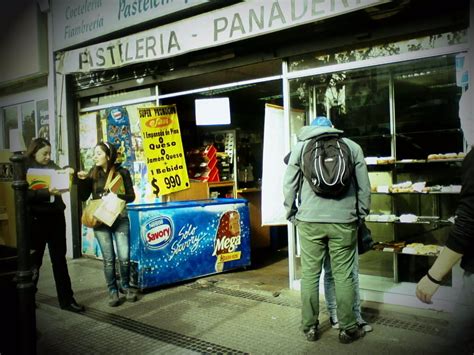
367,219,453,225
372,247,440,257
368,158,462,284
371,191,460,195
367,158,463,166
208,180,237,198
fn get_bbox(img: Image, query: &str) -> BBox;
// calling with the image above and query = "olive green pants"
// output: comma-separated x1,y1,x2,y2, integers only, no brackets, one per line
297,221,357,331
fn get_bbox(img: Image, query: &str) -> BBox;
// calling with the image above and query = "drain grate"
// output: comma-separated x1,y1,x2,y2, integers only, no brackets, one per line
368,314,446,336
188,283,300,308
188,283,449,337
37,294,248,355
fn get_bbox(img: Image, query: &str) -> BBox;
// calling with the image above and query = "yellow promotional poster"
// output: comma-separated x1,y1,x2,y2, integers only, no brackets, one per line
138,105,189,197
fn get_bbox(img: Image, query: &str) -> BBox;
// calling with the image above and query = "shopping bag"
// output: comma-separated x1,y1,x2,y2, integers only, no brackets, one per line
357,221,374,255
81,199,103,228
93,193,126,227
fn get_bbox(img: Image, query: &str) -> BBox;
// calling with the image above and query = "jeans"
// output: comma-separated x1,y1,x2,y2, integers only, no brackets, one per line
94,216,131,293
297,221,357,331
323,251,364,323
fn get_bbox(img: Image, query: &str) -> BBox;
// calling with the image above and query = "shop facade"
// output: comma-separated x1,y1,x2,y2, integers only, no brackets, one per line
0,1,51,248
49,0,472,309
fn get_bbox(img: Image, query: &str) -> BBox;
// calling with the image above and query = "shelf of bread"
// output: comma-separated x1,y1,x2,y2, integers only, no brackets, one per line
427,152,465,161
366,214,454,225
371,181,461,194
366,152,465,166
372,241,443,256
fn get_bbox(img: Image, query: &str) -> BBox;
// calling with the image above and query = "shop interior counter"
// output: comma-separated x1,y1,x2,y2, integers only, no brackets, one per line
127,198,251,290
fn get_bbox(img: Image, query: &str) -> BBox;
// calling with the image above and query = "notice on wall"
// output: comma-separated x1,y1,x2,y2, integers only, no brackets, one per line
261,104,287,226
138,105,189,197
36,100,50,141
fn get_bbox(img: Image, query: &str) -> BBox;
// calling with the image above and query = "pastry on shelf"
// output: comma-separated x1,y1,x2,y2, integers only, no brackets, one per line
390,181,413,193
373,241,406,253
399,214,418,223
427,152,463,161
402,243,442,256
376,156,395,165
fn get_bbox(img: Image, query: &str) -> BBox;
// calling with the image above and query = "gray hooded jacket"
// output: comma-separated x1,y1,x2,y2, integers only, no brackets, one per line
283,125,371,223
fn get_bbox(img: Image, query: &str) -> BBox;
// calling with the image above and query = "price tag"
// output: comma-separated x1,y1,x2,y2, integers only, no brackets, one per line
139,105,190,197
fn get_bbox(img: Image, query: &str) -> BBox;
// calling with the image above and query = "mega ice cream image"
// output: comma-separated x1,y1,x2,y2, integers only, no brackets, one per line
213,210,242,272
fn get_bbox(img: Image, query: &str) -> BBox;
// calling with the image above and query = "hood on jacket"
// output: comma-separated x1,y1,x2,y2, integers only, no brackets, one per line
297,125,344,141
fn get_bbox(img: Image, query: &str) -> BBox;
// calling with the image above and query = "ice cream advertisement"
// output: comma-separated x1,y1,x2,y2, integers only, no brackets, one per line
128,199,251,289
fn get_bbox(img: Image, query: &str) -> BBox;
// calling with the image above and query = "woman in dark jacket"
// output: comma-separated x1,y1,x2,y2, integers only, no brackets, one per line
77,141,136,306
26,138,84,313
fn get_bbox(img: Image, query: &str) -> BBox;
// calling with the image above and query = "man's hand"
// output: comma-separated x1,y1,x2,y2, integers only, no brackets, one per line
416,275,440,304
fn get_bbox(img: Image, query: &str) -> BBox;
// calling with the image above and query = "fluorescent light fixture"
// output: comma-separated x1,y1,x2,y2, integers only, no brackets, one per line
195,97,231,125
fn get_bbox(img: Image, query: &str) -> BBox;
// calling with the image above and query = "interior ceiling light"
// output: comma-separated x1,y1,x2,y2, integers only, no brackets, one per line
200,84,255,96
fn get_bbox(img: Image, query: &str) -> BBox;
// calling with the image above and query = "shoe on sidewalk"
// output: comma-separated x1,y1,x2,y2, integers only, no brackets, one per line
108,291,120,307
125,288,137,302
357,321,373,332
339,327,365,344
61,300,85,313
303,325,319,341
330,317,339,329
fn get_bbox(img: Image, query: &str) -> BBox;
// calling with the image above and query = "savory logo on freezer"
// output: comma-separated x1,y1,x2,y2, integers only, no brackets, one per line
143,216,173,250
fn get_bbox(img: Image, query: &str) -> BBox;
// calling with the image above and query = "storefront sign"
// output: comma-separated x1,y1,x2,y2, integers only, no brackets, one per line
51,0,210,51
58,0,390,73
138,105,190,196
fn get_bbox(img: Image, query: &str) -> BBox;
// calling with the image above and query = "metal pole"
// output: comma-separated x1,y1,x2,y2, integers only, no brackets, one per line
10,151,36,354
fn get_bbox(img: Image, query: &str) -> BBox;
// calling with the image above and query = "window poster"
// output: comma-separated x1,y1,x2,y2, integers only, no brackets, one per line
261,104,306,226
138,105,189,197
261,104,286,226
106,107,135,172
79,112,99,171
21,101,35,148
36,100,49,141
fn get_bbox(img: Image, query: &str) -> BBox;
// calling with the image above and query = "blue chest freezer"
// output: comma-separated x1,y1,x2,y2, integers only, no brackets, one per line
127,198,251,290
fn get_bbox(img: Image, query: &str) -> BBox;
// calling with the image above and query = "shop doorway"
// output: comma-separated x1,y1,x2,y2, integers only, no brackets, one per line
157,63,289,289
76,60,291,289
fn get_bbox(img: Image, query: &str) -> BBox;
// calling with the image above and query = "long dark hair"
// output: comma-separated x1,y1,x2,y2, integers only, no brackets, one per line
25,138,51,161
90,141,118,181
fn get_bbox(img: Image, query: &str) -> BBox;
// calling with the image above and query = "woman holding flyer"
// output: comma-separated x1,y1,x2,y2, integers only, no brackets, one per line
77,141,136,307
25,138,84,313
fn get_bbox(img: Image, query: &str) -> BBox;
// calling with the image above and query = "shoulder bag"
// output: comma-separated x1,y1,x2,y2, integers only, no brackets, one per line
92,169,126,227
81,168,121,228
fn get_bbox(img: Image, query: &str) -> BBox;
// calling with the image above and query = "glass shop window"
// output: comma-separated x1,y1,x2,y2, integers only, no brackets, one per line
1,102,38,150
394,54,463,160
1,106,18,149
289,66,391,157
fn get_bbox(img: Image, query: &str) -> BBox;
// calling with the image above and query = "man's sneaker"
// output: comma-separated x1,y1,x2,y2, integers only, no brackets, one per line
330,317,340,329
304,325,319,341
108,291,120,307
125,288,137,302
357,321,373,332
339,327,365,344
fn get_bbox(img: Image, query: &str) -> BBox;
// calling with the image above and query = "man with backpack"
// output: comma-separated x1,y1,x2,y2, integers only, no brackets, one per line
283,116,371,344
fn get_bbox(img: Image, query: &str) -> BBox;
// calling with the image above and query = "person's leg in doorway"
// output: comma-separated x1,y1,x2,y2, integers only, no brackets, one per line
327,222,365,344
298,221,328,341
